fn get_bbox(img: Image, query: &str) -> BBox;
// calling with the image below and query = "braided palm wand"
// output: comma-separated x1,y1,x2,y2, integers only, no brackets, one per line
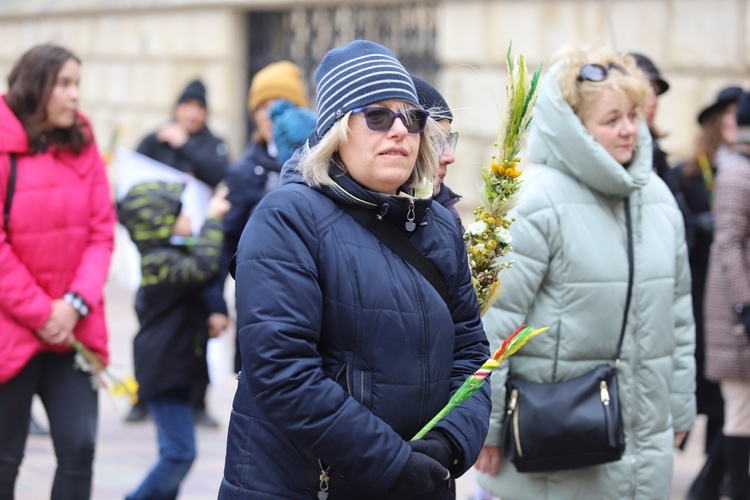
412,43,544,440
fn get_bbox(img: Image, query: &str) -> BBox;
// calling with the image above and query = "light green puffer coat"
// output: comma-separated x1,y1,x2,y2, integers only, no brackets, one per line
477,61,696,499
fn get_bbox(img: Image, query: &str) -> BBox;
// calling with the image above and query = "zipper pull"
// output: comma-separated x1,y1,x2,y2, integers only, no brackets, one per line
318,463,330,500
600,380,610,405
405,200,416,232
507,388,518,414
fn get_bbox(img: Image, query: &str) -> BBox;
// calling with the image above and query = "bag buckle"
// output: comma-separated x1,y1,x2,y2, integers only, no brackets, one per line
599,380,610,406
507,388,518,414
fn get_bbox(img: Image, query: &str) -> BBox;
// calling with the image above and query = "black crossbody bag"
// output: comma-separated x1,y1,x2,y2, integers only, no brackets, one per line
502,199,633,473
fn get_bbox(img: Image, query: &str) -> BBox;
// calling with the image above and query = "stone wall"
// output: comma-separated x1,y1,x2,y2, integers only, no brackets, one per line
0,0,748,227
436,0,750,221
0,5,246,163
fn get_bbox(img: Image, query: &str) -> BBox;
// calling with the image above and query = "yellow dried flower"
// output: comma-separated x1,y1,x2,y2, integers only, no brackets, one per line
463,43,541,315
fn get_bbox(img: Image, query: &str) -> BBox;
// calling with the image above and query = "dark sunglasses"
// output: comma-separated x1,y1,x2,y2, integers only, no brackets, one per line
351,107,430,134
577,63,628,82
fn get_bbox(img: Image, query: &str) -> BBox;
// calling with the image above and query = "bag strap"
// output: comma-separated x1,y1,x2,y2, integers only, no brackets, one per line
3,154,17,239
614,198,635,364
339,203,452,307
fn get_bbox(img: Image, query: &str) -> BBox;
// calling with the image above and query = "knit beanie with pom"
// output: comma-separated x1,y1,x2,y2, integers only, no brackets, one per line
248,61,309,113
269,100,317,164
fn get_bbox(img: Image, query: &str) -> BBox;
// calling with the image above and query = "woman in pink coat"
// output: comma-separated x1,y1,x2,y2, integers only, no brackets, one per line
0,44,116,499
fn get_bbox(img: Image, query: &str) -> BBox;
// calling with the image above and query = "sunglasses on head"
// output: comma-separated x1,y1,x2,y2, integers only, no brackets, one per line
351,107,430,134
577,63,628,82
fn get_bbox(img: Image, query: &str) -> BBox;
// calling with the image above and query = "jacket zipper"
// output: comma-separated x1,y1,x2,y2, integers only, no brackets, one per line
600,380,616,447
507,388,523,457
315,363,350,496
316,459,330,499
404,260,430,424
330,183,377,208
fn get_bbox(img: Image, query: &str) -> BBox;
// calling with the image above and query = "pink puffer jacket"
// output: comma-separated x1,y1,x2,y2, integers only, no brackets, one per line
0,95,116,383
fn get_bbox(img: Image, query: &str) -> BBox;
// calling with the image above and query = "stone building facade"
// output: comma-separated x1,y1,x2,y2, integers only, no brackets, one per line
0,0,748,225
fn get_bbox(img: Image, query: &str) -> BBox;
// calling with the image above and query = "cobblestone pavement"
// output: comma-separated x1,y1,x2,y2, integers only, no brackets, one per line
16,281,702,499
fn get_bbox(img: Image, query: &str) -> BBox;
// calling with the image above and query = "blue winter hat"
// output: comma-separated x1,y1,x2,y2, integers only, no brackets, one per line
411,74,453,122
314,40,420,138
270,100,317,165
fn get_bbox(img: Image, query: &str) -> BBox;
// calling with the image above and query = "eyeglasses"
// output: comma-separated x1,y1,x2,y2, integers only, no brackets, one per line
445,131,459,152
431,131,459,153
351,107,430,134
577,63,628,82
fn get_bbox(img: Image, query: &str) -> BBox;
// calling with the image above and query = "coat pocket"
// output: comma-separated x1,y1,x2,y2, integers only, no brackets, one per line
334,362,373,407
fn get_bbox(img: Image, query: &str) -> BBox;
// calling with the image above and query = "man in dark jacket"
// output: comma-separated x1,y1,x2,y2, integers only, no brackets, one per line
136,79,229,188
129,79,230,426
118,181,230,499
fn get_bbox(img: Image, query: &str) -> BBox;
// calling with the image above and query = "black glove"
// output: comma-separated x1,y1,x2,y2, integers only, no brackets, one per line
407,430,457,471
385,451,449,499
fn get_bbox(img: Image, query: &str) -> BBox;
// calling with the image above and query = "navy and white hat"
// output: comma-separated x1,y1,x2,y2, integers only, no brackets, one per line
411,74,453,122
314,40,420,138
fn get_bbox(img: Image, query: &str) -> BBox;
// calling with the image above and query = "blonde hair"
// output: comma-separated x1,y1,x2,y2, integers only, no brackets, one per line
298,102,440,192
553,46,650,121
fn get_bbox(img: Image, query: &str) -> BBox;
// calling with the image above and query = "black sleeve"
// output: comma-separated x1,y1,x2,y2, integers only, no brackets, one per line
177,136,229,187
136,133,159,159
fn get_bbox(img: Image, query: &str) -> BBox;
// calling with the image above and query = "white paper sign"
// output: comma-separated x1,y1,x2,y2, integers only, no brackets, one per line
114,147,214,290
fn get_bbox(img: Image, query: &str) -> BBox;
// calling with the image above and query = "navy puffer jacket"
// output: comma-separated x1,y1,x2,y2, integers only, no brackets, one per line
220,157,491,499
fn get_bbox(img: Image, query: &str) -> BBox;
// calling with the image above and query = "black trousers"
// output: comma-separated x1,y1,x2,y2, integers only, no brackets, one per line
0,351,98,500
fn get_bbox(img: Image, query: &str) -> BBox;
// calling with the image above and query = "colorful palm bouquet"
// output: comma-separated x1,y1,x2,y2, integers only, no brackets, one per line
412,43,545,440
72,340,139,404
467,43,543,317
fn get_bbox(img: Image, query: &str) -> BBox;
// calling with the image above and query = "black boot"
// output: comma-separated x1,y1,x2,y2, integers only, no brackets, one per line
687,433,724,500
124,401,147,422
723,436,750,500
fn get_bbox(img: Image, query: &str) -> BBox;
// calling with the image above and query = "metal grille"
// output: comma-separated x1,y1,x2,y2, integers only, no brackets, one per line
246,2,438,115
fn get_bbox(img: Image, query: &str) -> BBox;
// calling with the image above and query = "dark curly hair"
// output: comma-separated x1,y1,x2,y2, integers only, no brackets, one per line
5,44,90,154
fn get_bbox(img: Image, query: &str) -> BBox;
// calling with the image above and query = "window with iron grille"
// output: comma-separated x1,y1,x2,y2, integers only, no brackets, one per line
245,2,438,137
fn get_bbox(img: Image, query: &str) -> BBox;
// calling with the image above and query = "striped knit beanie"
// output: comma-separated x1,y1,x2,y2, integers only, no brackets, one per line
314,40,420,138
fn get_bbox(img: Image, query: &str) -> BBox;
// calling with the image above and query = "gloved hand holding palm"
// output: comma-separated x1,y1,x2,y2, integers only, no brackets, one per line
385,451,449,499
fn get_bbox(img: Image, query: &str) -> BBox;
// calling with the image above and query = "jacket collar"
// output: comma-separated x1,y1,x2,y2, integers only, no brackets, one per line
434,183,462,209
279,149,435,234
252,141,282,173
323,167,435,234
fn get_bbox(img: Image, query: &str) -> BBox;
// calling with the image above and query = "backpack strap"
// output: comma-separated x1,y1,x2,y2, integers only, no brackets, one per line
3,154,17,240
